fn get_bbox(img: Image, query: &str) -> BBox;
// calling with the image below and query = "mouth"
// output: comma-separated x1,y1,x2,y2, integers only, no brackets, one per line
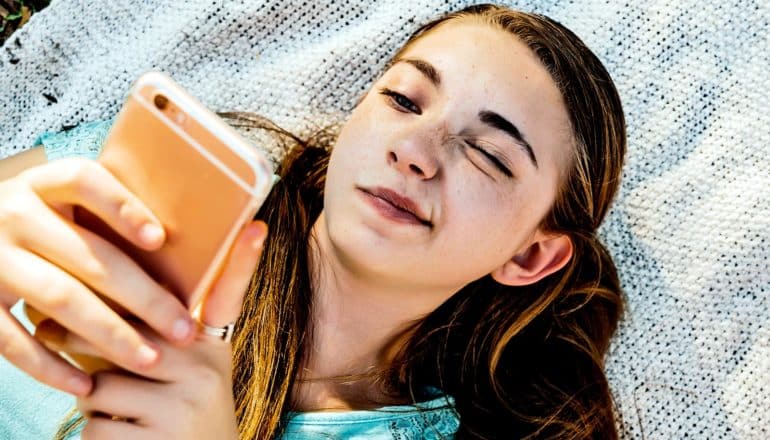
358,186,432,227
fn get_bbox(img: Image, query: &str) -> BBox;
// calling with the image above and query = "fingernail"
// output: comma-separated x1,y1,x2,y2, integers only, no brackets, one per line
136,344,159,367
172,318,192,341
139,223,164,245
68,374,91,396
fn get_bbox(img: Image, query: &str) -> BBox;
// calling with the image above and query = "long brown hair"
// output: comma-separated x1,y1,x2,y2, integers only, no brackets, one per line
230,4,626,439
56,4,626,439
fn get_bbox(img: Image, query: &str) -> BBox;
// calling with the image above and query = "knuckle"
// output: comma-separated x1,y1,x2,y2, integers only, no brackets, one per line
104,322,132,351
116,197,144,226
103,188,144,232
0,191,34,226
65,160,116,205
63,159,99,190
105,323,146,365
139,287,178,326
132,283,158,312
78,259,108,286
189,364,223,390
41,283,74,315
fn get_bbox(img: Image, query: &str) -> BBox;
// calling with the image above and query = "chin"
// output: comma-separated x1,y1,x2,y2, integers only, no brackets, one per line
327,216,412,278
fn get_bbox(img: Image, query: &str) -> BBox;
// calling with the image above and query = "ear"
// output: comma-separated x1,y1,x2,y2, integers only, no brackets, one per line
490,232,573,286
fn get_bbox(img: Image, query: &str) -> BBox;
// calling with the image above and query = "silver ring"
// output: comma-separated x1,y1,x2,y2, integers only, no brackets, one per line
199,321,236,343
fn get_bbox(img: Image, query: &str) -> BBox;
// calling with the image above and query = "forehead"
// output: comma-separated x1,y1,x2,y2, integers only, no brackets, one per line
401,20,547,87
395,19,572,173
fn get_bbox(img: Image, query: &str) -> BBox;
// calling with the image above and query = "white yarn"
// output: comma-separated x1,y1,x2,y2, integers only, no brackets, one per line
0,1,767,438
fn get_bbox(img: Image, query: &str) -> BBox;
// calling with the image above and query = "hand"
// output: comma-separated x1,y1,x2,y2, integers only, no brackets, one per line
36,220,268,439
0,158,197,396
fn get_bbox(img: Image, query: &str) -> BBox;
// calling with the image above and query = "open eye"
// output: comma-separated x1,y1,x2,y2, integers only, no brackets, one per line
378,88,422,115
465,140,513,177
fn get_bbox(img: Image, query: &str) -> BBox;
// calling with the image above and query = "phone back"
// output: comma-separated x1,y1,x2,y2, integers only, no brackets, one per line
74,73,272,309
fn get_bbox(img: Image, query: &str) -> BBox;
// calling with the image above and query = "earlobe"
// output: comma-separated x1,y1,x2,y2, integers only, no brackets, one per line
491,233,573,286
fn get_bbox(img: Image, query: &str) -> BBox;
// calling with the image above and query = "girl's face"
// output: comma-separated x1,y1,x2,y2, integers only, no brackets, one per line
321,20,572,294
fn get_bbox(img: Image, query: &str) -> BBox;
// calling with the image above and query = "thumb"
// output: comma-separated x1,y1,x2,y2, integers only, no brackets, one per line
197,220,268,328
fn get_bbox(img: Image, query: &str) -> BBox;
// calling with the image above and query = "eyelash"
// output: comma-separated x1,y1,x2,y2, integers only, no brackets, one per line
378,87,513,177
466,141,513,177
379,87,422,114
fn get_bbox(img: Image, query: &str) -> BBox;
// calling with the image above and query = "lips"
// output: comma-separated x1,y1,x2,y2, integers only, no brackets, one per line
359,186,432,226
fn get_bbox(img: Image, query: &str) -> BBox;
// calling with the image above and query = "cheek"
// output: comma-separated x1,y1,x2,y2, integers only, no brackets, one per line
326,126,364,186
440,174,553,267
329,108,384,169
323,111,386,225
439,180,521,262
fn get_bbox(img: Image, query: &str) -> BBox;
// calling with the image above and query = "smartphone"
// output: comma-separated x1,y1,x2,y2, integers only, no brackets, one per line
27,72,273,373
28,72,274,371
71,72,274,312
25,72,273,373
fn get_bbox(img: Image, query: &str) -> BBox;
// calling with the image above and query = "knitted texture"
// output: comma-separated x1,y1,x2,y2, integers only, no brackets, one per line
0,1,768,438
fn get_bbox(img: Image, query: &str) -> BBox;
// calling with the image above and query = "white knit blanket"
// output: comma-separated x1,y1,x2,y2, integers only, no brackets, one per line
0,1,767,438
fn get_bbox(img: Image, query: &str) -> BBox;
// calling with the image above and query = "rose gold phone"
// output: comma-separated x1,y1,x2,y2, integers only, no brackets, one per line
28,72,274,372
77,71,274,310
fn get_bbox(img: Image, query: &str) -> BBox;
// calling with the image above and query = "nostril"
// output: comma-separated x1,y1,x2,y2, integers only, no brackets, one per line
388,150,426,176
409,164,424,175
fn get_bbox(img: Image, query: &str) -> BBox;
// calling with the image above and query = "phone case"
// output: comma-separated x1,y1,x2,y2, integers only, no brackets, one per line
74,72,273,310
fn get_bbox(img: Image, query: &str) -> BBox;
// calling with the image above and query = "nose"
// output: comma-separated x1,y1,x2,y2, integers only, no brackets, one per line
387,123,444,180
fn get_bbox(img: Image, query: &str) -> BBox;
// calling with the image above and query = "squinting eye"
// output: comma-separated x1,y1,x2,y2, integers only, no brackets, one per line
378,88,422,115
466,141,513,177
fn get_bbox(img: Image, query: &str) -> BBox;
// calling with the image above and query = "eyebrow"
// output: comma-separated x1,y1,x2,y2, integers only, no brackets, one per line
478,110,538,168
395,57,442,88
394,57,538,169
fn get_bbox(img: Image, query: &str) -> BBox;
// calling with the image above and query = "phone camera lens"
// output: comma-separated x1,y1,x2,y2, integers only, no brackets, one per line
153,94,169,110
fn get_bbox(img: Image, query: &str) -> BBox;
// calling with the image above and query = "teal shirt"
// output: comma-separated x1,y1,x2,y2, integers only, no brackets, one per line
0,121,460,439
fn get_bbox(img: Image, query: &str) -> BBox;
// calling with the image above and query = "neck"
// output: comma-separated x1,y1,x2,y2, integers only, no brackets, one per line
290,211,450,411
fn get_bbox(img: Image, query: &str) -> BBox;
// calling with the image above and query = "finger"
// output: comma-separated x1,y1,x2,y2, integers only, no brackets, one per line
35,319,103,358
38,322,181,382
80,417,147,440
11,205,195,344
199,221,267,328
27,291,132,323
34,319,134,376
20,158,166,250
77,371,162,422
0,248,162,372
0,307,92,396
